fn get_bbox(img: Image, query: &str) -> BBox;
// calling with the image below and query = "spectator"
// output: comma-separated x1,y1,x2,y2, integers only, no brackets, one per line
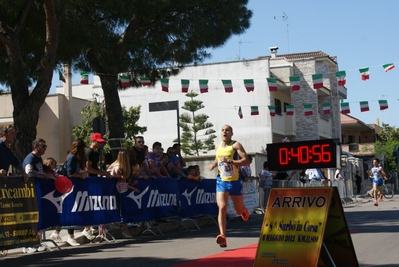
64,139,94,246
173,143,186,168
102,152,113,171
22,138,53,253
258,161,272,208
42,157,66,244
166,147,186,178
131,158,148,180
86,133,111,177
107,150,137,238
240,155,253,181
147,142,168,178
187,165,201,182
142,145,156,179
23,138,56,180
305,168,324,186
0,125,29,182
354,170,362,194
160,153,171,177
193,165,205,180
132,136,151,177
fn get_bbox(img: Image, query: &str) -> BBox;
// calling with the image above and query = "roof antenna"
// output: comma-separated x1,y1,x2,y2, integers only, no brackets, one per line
275,12,289,53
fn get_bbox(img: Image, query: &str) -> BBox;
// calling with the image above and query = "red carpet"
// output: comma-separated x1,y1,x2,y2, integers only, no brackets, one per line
173,230,360,267
173,243,257,267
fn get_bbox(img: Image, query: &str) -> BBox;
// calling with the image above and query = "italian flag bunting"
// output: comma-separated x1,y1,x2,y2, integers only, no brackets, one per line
336,71,346,86
59,70,66,83
359,67,370,80
340,102,350,114
322,103,331,114
140,77,151,86
267,77,278,91
383,63,395,72
304,104,313,116
312,74,323,89
222,80,233,93
268,105,276,117
286,105,294,116
238,106,243,119
181,79,190,93
360,101,369,112
119,75,130,88
199,80,208,93
379,100,388,110
244,79,254,92
289,76,300,91
80,72,89,84
251,106,259,116
160,78,169,92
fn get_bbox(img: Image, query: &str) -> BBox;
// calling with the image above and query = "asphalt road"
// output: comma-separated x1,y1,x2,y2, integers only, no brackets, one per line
1,196,398,267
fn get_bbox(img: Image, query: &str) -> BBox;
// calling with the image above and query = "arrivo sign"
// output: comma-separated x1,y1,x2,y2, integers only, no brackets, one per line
266,139,340,171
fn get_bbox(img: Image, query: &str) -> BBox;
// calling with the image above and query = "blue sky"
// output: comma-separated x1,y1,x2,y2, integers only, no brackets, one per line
52,0,399,128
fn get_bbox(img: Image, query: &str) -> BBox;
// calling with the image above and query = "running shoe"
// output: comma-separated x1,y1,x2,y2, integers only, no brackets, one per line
216,234,227,248
374,201,378,206
241,207,249,221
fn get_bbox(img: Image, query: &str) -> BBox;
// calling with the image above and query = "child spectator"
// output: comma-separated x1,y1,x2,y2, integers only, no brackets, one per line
187,165,201,182
147,142,168,178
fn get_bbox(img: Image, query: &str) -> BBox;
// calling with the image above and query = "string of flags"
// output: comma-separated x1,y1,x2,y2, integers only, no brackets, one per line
58,62,395,92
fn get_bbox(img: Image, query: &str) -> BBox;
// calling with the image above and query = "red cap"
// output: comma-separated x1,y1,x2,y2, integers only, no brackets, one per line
91,133,105,143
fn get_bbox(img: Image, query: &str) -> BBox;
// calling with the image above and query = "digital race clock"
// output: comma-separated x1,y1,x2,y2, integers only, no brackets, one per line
266,139,340,171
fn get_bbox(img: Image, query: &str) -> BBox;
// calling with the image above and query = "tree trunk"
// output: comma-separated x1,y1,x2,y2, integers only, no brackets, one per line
99,74,125,160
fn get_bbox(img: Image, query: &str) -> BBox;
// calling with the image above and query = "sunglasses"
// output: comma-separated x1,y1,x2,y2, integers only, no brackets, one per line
39,144,48,148
0,125,13,134
137,141,144,144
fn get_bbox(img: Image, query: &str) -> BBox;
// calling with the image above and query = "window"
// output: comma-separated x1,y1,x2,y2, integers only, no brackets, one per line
283,102,290,113
275,98,282,115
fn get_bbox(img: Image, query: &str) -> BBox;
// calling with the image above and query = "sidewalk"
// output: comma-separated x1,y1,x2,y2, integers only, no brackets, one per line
2,215,218,257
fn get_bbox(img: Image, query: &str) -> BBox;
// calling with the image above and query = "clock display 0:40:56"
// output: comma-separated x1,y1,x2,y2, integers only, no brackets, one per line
278,144,332,165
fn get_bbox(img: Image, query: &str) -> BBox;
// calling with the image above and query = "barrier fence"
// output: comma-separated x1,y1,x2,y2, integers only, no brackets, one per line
0,175,358,251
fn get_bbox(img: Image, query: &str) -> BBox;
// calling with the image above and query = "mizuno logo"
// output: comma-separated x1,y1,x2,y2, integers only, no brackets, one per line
181,186,197,205
41,187,74,213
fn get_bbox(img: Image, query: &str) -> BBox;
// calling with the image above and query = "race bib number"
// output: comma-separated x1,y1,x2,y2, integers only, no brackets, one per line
219,162,236,178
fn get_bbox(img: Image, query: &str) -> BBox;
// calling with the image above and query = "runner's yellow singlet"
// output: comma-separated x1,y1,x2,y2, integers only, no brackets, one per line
216,141,239,181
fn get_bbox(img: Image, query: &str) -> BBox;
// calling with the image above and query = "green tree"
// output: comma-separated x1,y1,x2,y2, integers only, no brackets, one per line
0,0,59,159
72,97,147,152
61,0,252,153
177,91,216,156
374,123,399,171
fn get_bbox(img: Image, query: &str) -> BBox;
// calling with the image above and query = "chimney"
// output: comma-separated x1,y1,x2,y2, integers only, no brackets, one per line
269,46,278,59
376,118,380,126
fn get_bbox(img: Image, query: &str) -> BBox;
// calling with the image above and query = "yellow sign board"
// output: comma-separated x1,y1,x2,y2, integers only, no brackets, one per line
253,187,358,267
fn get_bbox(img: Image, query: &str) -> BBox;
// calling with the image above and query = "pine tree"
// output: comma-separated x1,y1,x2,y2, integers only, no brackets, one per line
177,91,216,156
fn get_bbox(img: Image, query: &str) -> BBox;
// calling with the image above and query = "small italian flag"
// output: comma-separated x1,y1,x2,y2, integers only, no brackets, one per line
336,71,346,86
244,79,254,92
251,106,259,116
304,104,313,116
286,105,294,116
268,105,276,117
383,63,395,72
181,79,189,93
140,77,151,86
290,76,300,91
119,75,130,87
359,67,370,81
222,80,233,93
199,80,208,93
312,74,323,89
267,77,277,91
59,70,66,83
322,103,331,114
340,102,350,114
80,72,89,84
360,101,369,112
160,78,169,92
379,100,388,110
238,106,243,119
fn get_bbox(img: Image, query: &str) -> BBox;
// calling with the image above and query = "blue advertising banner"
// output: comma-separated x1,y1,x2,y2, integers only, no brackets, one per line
0,176,39,250
35,176,120,230
178,179,218,217
120,178,179,222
